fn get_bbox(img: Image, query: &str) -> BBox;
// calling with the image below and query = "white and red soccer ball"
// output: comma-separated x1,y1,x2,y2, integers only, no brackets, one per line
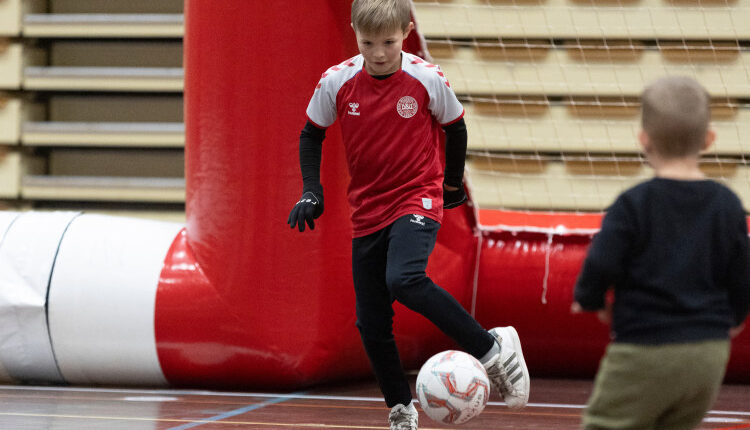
416,350,490,425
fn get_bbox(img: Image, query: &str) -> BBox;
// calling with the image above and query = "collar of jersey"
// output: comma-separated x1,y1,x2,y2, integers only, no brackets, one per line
361,52,406,84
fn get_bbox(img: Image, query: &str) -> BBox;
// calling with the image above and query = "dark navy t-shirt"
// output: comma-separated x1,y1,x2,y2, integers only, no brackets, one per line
575,178,750,344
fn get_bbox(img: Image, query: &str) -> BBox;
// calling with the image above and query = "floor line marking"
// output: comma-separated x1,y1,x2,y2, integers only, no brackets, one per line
0,392,580,419
1,385,749,416
0,411,442,429
166,391,305,430
0,409,744,428
713,411,750,417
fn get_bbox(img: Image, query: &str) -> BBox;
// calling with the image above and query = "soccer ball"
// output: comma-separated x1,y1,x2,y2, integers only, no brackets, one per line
416,350,490,425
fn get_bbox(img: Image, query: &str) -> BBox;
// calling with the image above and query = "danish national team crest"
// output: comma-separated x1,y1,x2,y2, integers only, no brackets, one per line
396,96,418,118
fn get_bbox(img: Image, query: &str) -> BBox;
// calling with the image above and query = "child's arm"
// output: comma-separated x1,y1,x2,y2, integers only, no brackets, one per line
288,121,326,232
299,121,325,196
727,205,750,331
443,118,467,208
289,61,341,231
573,197,634,312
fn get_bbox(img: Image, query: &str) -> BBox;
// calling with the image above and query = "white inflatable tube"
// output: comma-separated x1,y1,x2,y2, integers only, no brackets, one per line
48,214,183,385
0,211,20,383
0,211,79,383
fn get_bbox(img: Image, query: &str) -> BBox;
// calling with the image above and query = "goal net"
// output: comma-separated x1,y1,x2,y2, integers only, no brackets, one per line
412,0,750,219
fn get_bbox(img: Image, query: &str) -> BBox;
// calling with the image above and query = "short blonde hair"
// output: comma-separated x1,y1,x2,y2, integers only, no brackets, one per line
351,0,411,35
641,76,711,158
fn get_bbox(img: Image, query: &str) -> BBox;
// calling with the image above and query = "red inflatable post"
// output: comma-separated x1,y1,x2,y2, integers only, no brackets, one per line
158,0,362,387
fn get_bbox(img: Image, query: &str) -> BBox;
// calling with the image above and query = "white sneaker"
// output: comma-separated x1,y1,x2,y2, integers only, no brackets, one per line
484,326,530,410
389,402,418,430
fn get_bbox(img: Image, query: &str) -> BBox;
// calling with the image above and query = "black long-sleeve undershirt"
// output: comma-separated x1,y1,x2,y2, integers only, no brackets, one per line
442,119,468,188
299,122,325,194
298,118,468,192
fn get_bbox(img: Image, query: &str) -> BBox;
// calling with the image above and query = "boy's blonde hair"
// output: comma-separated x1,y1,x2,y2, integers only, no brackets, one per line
641,76,711,158
351,0,411,35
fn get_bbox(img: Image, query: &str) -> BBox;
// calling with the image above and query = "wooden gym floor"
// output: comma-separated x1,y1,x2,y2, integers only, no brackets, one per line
0,378,748,429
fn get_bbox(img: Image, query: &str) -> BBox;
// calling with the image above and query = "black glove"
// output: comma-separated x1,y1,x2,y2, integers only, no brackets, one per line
443,185,467,209
288,190,324,232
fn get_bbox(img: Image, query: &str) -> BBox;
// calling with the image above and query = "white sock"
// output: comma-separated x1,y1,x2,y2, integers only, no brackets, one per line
479,340,500,365
392,402,417,412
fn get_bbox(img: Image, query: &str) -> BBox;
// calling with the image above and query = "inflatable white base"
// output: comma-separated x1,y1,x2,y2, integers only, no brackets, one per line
0,212,182,385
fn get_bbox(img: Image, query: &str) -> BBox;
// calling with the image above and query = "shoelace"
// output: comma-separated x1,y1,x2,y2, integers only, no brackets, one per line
487,346,519,396
486,355,515,396
389,407,417,430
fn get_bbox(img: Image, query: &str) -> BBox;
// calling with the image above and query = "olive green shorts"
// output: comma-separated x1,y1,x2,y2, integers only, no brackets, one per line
583,339,730,430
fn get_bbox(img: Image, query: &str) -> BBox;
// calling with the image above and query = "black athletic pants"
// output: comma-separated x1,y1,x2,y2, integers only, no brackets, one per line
352,214,495,408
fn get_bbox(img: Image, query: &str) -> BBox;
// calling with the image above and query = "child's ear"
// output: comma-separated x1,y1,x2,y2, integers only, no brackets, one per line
702,128,716,152
638,129,651,153
404,21,415,38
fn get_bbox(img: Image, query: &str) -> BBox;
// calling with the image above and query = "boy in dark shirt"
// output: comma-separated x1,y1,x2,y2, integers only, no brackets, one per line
572,76,750,430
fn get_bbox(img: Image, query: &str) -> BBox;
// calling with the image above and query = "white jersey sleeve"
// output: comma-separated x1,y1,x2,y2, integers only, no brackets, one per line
402,52,464,125
306,55,364,128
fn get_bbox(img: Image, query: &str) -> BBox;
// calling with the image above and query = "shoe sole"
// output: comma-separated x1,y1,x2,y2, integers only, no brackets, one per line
497,326,530,409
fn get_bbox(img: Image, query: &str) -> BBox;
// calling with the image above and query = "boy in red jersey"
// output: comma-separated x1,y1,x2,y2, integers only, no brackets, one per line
288,1,530,428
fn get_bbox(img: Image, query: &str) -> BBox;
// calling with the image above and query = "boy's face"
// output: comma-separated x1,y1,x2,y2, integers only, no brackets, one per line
354,23,414,76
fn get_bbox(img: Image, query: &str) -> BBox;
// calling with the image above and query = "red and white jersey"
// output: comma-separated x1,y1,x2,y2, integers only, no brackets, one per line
306,52,464,237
